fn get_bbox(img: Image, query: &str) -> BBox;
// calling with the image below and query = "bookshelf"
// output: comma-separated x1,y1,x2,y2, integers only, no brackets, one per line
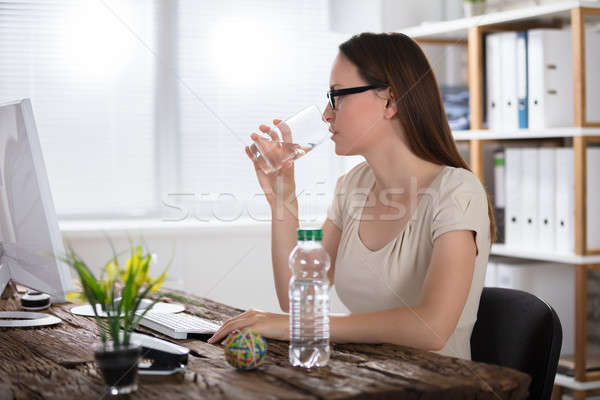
399,2,600,398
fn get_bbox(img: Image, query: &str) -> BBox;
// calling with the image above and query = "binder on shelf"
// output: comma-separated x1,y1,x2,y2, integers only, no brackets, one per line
587,148,600,250
527,29,573,129
586,28,600,123
555,148,574,253
486,33,503,131
521,148,539,249
517,31,528,129
500,32,519,131
505,148,523,248
538,148,556,252
493,150,506,243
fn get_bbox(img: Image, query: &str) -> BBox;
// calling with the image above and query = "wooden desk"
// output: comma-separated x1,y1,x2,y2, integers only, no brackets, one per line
0,290,530,399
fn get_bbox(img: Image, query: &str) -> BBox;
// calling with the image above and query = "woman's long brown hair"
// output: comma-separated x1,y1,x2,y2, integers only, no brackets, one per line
339,32,497,243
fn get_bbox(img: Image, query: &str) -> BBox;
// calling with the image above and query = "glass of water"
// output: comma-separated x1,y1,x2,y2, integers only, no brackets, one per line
248,105,329,175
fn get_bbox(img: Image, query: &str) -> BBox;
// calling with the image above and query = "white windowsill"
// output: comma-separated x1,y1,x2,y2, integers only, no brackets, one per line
58,215,328,237
59,218,271,237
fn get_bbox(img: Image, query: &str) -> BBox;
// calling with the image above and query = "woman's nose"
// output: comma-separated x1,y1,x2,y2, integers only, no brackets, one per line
322,103,334,123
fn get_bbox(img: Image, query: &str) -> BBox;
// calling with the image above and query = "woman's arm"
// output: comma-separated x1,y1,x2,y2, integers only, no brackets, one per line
244,119,300,313
270,198,299,312
322,219,341,288
273,216,341,313
330,229,476,350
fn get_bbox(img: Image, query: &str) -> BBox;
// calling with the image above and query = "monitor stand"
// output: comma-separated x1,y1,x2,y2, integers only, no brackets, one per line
0,242,15,299
0,280,17,300
0,258,16,300
0,259,60,327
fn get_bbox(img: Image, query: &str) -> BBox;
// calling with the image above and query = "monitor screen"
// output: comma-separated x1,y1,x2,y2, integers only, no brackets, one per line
0,99,73,302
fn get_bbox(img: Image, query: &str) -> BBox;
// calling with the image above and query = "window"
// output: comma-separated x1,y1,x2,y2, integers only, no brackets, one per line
175,0,349,223
0,0,351,222
0,0,157,217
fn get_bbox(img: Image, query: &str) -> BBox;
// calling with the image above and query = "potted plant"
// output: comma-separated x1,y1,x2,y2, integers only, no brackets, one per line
464,0,486,17
64,242,168,395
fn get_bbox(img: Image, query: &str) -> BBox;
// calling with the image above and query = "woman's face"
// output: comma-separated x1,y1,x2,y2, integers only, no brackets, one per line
323,52,388,156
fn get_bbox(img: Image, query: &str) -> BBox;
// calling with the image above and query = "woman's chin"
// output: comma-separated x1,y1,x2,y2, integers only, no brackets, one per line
334,144,345,156
334,142,357,156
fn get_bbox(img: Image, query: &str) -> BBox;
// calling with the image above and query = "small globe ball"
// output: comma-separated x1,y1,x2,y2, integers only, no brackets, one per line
223,329,267,370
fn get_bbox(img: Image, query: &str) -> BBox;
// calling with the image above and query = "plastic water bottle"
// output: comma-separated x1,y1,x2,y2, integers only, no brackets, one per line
288,228,331,368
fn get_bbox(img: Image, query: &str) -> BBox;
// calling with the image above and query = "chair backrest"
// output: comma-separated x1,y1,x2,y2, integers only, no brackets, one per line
471,287,562,400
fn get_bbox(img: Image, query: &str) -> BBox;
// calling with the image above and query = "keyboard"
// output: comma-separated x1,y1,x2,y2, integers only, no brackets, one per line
138,312,222,339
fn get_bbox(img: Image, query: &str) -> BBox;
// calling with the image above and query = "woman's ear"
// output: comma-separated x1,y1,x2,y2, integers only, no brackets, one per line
383,88,397,119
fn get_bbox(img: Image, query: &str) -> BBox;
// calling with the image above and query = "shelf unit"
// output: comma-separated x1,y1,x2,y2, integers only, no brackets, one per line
398,2,600,399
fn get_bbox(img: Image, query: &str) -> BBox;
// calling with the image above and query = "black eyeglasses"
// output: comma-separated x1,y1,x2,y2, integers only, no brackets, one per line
326,84,388,110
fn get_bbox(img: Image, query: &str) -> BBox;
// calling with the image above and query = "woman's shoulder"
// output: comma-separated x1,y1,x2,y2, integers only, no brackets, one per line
431,166,487,207
436,166,485,193
335,161,372,191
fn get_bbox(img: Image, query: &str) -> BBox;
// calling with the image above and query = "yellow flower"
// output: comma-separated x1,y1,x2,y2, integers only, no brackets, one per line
105,260,119,281
123,255,138,283
135,255,151,287
100,278,111,296
123,246,142,282
148,271,167,292
66,291,87,304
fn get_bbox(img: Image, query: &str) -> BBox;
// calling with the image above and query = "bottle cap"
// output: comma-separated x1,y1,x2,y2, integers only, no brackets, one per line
297,229,322,241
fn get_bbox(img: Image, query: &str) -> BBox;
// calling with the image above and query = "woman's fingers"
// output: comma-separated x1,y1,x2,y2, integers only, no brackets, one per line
245,146,262,173
279,160,293,172
259,124,280,142
245,145,257,162
208,316,253,344
276,120,293,143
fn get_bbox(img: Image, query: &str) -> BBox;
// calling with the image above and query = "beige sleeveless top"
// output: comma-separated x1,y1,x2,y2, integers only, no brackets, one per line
327,162,491,360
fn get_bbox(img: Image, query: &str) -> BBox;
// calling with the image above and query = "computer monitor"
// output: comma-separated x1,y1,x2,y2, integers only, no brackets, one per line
0,99,73,302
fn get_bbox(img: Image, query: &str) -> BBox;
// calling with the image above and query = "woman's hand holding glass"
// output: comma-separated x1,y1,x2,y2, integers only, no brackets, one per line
244,119,296,207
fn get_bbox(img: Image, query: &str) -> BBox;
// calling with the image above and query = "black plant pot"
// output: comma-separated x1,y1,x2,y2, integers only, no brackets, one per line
94,342,141,395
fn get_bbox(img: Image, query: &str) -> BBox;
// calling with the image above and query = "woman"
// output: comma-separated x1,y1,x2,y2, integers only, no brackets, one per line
208,32,495,360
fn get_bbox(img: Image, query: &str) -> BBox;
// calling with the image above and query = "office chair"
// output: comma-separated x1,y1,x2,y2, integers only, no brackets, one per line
471,287,562,400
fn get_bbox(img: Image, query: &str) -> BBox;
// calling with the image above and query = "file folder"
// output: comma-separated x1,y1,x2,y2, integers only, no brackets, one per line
486,33,503,130
528,29,573,129
494,150,506,243
517,31,528,129
521,148,539,249
587,148,600,249
500,32,519,131
505,148,523,248
538,148,556,252
555,148,574,253
586,28,600,122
